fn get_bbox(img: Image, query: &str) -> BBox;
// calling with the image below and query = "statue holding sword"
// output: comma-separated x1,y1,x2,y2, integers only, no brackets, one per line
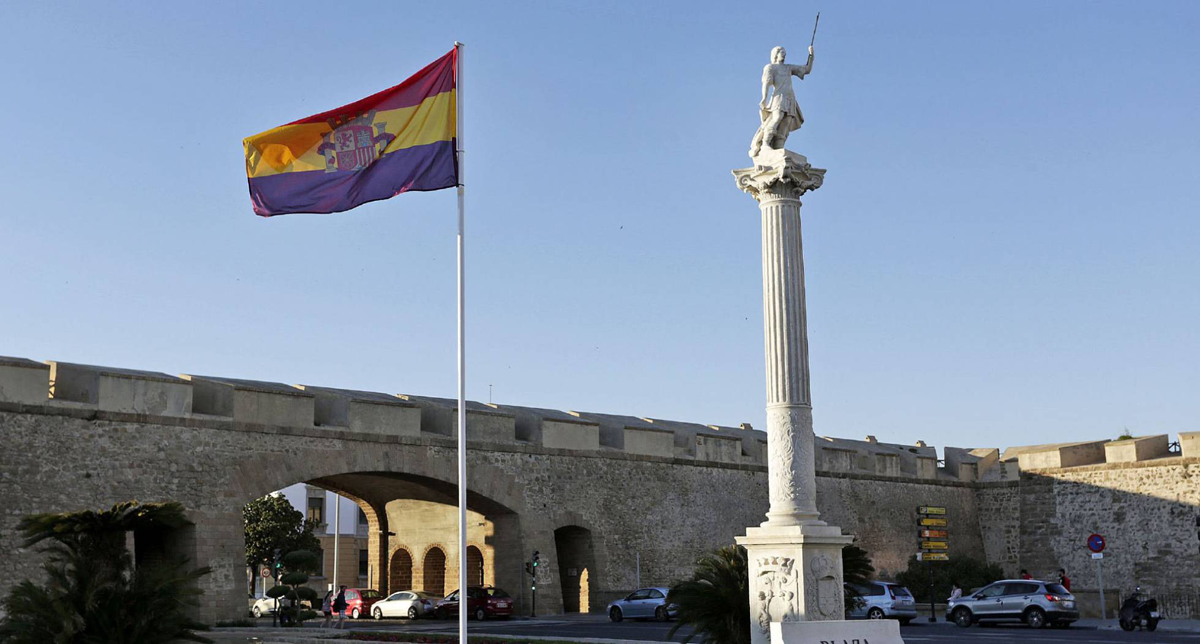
749,13,820,159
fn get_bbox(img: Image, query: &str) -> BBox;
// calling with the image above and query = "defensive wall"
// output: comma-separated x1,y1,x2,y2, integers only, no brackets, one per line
0,355,1197,621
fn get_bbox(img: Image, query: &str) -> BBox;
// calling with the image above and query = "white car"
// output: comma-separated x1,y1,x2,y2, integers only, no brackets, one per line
372,590,441,619
250,596,278,618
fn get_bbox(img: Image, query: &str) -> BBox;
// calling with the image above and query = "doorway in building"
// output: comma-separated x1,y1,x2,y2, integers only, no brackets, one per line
554,526,595,613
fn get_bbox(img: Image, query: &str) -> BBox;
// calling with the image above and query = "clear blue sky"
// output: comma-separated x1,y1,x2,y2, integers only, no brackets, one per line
2,1,1197,452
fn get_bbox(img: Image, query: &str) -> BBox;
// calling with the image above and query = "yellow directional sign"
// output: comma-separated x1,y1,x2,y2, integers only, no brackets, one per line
920,529,949,539
922,541,948,550
918,552,949,562
919,517,947,527
918,506,947,515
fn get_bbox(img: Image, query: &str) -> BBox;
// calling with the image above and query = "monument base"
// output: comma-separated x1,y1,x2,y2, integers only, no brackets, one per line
771,619,904,644
737,523,855,644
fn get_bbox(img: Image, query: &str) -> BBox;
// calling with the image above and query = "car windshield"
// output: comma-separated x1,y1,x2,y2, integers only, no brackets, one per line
1045,584,1069,595
360,590,382,599
889,586,912,597
487,588,511,598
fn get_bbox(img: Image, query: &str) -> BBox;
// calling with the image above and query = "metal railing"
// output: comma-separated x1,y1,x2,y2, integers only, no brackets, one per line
1153,590,1199,619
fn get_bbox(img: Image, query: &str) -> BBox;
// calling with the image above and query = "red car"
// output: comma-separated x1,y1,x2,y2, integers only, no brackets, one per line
435,587,513,620
324,588,384,619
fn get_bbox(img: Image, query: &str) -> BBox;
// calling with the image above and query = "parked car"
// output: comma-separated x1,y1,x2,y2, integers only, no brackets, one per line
371,590,441,619
250,596,277,618
607,587,677,622
845,581,918,624
436,587,514,620
946,579,1078,628
323,587,385,619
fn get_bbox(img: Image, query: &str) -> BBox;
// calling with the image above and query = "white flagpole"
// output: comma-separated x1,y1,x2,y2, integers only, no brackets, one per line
454,40,468,644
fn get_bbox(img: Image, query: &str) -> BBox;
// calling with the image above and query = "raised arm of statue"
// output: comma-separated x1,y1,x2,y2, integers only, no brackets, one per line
792,45,814,78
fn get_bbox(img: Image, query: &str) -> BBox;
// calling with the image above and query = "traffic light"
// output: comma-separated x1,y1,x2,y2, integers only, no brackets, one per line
273,549,282,574
532,550,539,567
524,561,533,575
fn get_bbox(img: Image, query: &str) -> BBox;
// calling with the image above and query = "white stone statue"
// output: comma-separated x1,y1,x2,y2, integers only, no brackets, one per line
749,45,814,159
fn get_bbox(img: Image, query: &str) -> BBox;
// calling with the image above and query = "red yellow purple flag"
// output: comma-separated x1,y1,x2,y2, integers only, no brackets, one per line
243,49,458,217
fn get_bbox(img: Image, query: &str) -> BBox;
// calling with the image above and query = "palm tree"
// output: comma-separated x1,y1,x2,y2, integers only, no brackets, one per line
667,545,750,644
0,501,211,644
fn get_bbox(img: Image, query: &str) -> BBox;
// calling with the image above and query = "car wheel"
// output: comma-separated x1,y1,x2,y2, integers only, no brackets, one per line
253,605,262,618
953,608,972,628
351,607,360,620
373,607,383,620
1025,607,1046,629
655,606,669,622
408,607,418,619
1120,619,1135,632
610,607,623,623
867,607,885,620
1147,618,1158,632
474,607,486,621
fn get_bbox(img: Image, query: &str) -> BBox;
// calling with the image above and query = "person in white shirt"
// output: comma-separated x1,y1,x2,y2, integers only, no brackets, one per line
948,582,962,602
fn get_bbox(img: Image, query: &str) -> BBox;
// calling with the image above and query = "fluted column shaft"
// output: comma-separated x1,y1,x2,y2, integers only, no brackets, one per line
759,186,819,526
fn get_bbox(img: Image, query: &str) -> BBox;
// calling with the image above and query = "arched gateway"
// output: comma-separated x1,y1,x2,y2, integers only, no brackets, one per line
0,361,787,624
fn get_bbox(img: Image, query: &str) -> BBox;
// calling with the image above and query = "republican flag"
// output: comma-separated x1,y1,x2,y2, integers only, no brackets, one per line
243,49,458,216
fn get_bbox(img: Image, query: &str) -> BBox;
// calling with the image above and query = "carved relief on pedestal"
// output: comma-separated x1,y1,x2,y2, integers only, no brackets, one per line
805,552,843,620
754,556,800,634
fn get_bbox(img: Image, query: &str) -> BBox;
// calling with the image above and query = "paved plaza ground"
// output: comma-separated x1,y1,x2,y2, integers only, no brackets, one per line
215,612,1200,644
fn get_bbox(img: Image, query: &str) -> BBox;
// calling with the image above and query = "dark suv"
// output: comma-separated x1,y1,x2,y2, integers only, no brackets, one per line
436,587,514,620
946,579,1078,628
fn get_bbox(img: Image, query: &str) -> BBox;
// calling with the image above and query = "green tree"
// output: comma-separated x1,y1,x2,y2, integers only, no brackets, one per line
0,501,211,644
841,542,875,614
895,555,1003,603
243,495,322,586
268,551,321,627
667,545,750,644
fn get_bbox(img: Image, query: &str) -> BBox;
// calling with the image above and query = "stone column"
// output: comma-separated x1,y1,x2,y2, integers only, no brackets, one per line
733,149,853,644
366,504,390,595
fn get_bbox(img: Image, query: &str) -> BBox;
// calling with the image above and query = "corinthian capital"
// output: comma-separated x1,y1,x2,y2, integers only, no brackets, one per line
732,149,826,202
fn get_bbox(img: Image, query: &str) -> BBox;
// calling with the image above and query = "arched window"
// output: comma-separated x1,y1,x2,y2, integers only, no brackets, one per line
390,549,413,591
423,546,446,596
466,545,484,586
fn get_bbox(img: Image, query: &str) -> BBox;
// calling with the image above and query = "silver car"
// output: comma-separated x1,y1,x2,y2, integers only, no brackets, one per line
946,579,1078,628
607,587,677,622
845,581,918,624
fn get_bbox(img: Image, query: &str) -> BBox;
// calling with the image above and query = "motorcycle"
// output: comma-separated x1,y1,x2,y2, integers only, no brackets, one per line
1118,586,1159,632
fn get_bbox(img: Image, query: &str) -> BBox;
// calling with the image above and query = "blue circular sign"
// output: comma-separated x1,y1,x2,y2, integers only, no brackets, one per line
1087,533,1106,553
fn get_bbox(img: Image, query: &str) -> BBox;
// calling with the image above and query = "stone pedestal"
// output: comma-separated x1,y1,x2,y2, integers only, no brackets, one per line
771,618,903,644
734,150,852,644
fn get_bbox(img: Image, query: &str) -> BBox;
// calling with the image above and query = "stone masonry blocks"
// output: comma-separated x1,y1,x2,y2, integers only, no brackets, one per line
0,356,49,404
48,361,192,416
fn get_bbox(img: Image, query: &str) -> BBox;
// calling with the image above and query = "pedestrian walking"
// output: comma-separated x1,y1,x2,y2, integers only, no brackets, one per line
1057,568,1071,592
333,585,348,629
1019,569,1032,580
948,582,962,602
321,589,333,628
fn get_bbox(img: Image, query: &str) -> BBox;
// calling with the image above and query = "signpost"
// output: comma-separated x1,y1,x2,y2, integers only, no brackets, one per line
917,506,949,622
1088,533,1107,619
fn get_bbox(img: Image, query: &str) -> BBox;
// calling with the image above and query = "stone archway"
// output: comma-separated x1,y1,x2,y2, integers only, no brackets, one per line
423,546,447,596
554,525,596,613
390,548,413,591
